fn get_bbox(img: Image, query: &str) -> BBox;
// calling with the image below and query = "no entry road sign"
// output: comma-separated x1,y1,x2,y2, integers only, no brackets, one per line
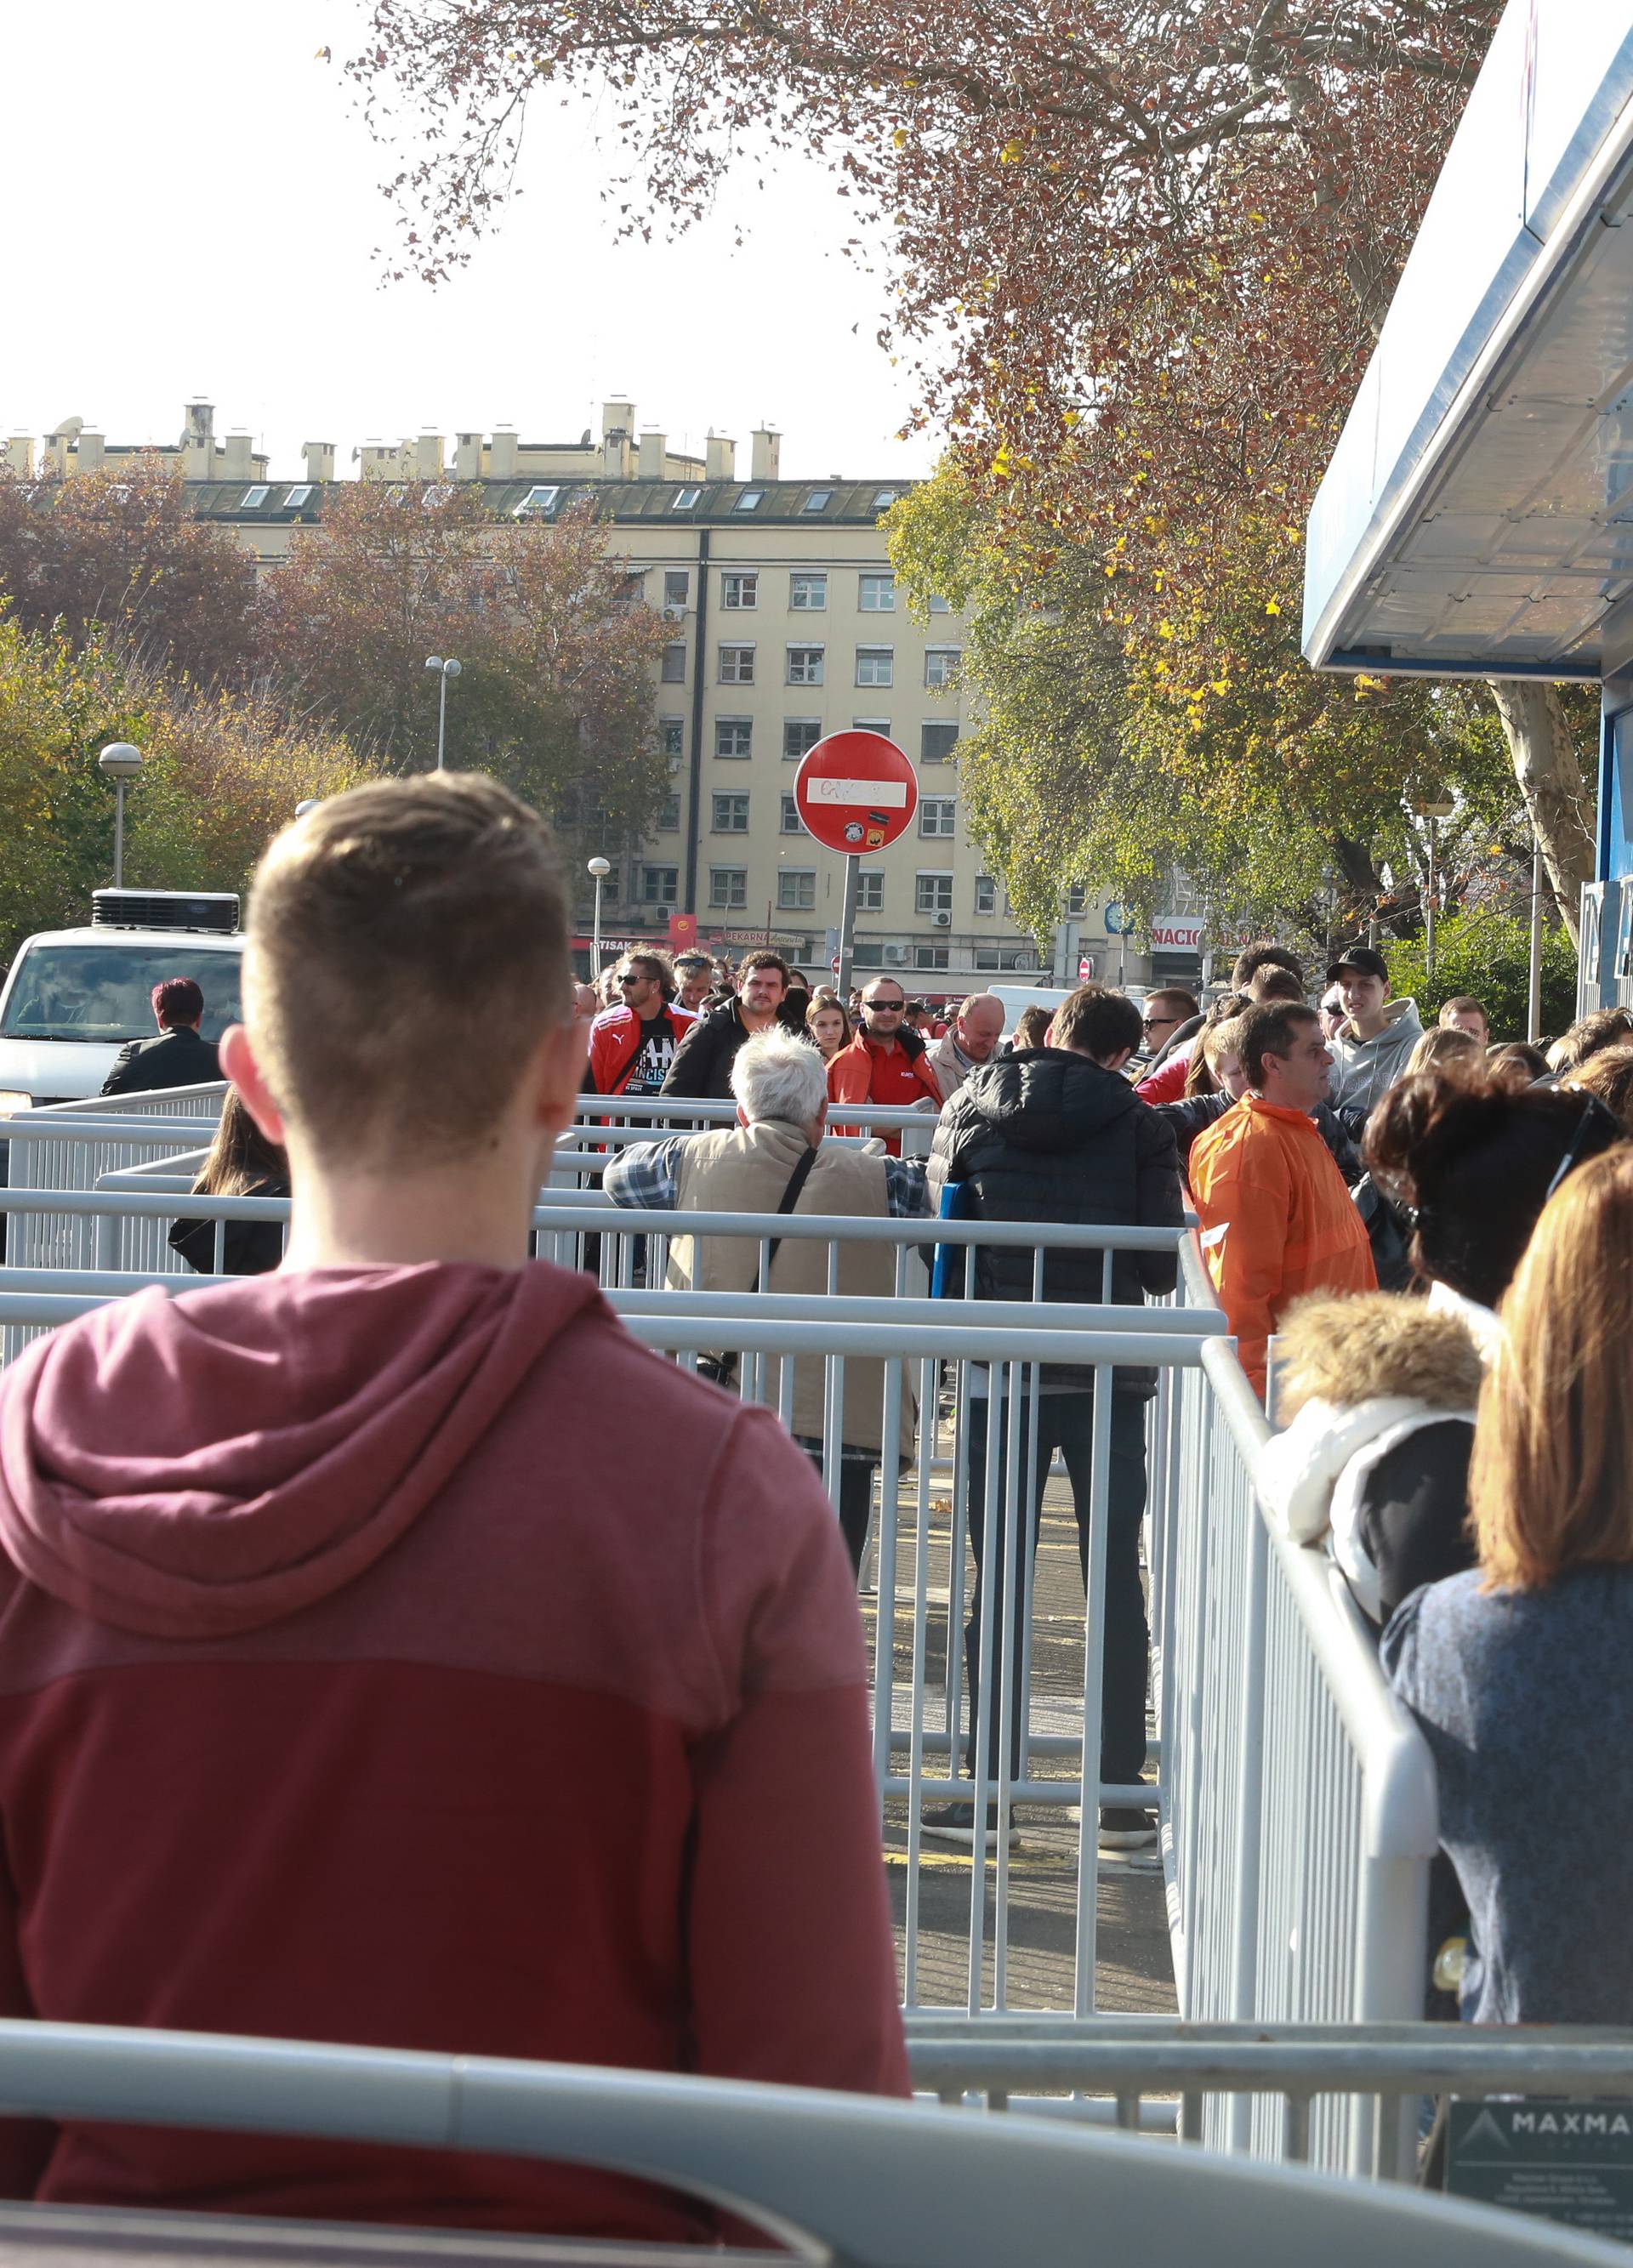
794,730,919,854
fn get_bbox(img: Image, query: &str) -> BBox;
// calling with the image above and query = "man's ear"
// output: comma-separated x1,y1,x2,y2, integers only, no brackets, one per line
219,1026,288,1145
1101,1045,1135,1075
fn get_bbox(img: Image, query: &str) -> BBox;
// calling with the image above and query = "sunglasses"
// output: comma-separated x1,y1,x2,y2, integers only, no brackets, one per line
868,998,905,1011
1142,1013,1177,1031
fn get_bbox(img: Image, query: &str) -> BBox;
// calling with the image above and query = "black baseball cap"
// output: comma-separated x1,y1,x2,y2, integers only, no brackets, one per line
1325,946,1388,987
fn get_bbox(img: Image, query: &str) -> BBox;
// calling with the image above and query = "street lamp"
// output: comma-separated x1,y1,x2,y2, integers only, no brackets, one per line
98,742,144,889
424,655,462,771
1408,793,1456,984
587,856,612,973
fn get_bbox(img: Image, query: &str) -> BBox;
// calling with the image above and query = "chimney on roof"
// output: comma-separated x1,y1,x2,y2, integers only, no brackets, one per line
705,433,737,481
488,427,518,480
4,435,31,477
600,398,634,479
750,426,781,481
637,429,667,480
414,432,444,480
221,431,254,481
303,441,335,483
453,430,483,480
181,401,215,481
75,430,105,474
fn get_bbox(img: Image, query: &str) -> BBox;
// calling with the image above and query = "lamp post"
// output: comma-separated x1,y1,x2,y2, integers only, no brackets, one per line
587,856,612,974
97,742,144,889
424,656,462,770
1409,794,1456,985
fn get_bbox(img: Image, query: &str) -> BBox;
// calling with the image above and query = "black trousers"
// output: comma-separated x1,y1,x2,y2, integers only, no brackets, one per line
794,1440,875,1574
962,1387,1150,1791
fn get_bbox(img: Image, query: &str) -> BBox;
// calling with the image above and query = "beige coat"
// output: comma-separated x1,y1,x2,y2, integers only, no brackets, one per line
922,1031,975,1104
671,1118,916,1458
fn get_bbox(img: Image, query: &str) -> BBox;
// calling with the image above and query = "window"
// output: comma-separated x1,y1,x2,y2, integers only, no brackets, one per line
778,869,817,912
672,487,702,510
975,876,997,916
714,717,753,759
780,793,804,835
925,647,960,689
852,717,890,736
241,486,269,509
663,569,689,606
802,490,833,514
513,485,559,516
282,484,313,509
859,573,896,612
712,793,750,833
928,593,953,614
735,489,765,512
784,719,822,761
719,644,755,685
973,945,1001,972
857,869,885,912
661,643,686,685
384,486,409,505
921,721,959,764
916,873,954,917
424,485,455,509
856,646,894,687
787,645,825,685
790,572,827,611
598,870,621,902
851,942,885,970
660,716,685,763
873,489,898,509
1067,884,1089,914
641,865,679,904
919,797,956,838
721,571,758,610
657,793,680,832
913,945,951,971
709,867,748,909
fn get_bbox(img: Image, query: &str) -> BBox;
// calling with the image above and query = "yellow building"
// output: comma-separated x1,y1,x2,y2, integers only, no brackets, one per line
9,401,1142,990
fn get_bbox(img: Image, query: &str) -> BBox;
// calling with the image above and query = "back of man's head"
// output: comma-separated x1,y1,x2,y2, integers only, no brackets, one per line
731,1026,828,1129
1047,985,1142,1063
1239,1001,1318,1089
1231,940,1304,991
244,774,569,1168
1255,968,1306,1006
1147,986,1200,1022
152,977,203,1030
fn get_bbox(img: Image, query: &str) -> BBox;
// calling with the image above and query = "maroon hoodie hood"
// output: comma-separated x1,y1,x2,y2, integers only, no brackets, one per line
0,1264,600,1640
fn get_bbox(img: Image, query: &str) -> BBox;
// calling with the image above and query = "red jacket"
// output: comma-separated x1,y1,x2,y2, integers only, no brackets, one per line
0,1264,906,2237
1134,1048,1193,1105
587,1001,697,1097
1189,1094,1376,1399
826,1030,942,1110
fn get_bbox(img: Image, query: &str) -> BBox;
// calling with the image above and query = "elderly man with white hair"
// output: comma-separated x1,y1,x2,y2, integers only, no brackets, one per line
604,1028,929,1572
923,992,1007,1103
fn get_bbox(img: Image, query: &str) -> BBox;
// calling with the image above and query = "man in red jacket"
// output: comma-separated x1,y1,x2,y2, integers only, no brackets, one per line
586,951,697,1097
827,978,943,1113
0,776,906,2239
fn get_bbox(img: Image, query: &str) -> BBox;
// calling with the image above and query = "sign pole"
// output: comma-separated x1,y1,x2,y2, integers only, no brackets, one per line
836,853,860,1000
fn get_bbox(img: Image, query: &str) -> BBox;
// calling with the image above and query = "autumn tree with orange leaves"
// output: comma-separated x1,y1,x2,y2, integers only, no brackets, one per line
346,3,1596,935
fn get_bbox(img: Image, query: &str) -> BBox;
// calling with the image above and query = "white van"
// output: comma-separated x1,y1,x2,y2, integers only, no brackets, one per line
0,890,243,1113
983,980,1152,1037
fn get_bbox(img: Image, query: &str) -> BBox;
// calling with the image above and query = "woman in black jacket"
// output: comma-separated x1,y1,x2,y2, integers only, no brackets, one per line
168,1091,289,1277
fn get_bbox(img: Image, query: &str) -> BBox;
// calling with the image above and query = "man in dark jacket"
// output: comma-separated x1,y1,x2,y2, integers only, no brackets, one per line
100,977,221,1096
925,985,1182,1853
661,950,794,1100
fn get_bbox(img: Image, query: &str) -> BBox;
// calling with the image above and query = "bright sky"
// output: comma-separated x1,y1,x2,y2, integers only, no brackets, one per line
3,0,937,485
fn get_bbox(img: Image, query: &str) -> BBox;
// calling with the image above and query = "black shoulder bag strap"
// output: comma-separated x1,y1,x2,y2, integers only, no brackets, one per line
698,1142,819,1387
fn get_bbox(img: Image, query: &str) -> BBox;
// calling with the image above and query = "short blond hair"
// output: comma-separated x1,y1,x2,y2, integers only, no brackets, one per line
245,774,570,1166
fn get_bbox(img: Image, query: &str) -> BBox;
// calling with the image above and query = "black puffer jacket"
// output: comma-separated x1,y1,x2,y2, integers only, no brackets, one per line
659,998,805,1100
928,1047,1183,1393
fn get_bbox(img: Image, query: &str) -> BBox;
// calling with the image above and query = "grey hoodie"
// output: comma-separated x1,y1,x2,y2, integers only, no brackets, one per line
1328,997,1423,1118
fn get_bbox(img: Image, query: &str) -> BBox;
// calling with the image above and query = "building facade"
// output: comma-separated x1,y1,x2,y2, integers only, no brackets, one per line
6,401,1143,990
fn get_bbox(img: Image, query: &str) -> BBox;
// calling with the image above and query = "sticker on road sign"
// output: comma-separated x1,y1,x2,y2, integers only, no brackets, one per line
808,777,911,808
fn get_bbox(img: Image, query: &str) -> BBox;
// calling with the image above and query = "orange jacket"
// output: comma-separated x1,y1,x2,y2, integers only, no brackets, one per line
825,1031,942,1109
1189,1094,1375,1401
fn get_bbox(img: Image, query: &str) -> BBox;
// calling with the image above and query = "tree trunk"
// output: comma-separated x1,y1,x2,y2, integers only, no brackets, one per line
1488,681,1596,948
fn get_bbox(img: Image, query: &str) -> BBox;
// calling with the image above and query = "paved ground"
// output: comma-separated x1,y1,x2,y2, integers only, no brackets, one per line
859,1437,1176,2018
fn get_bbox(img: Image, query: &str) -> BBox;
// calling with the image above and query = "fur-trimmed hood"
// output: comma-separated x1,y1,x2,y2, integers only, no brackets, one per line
1274,1290,1484,1420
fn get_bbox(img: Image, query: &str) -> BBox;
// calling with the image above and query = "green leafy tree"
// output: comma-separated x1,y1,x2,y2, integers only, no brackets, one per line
1382,910,1576,1045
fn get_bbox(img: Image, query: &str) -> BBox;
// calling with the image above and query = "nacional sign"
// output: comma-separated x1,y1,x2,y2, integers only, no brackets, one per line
1150,912,1207,952
794,730,919,855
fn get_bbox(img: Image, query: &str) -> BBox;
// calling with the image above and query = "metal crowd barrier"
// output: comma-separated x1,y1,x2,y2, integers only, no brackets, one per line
0,2021,1606,2268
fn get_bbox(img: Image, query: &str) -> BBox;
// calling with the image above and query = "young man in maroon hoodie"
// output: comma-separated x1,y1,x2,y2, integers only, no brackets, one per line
0,775,906,2239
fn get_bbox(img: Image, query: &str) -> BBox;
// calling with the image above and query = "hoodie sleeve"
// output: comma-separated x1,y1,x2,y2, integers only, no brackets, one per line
684,1407,908,2098
0,1843,54,2195
660,1013,723,1099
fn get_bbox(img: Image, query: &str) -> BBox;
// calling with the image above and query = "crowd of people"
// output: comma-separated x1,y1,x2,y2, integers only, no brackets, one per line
4,795,1624,2236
